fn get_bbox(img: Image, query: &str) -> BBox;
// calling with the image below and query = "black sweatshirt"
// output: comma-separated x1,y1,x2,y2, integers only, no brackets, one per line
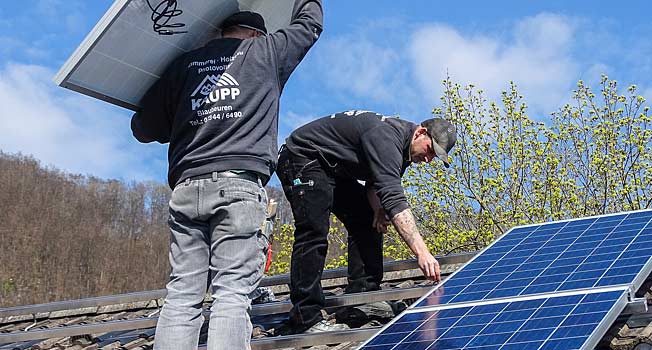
285,111,417,218
131,0,323,188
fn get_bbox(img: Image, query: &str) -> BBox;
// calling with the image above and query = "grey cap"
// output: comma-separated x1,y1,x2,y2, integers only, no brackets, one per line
420,118,457,168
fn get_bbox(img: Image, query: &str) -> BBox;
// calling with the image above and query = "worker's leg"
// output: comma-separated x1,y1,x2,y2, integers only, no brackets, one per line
154,180,210,350
206,176,268,350
278,148,335,332
332,179,383,293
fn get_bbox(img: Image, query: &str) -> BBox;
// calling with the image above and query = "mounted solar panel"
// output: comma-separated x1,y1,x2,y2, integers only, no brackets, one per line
54,0,294,110
359,287,629,350
416,210,652,307
360,211,650,349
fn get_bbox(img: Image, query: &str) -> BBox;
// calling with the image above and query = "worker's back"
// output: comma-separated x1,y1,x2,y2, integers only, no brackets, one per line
131,0,324,188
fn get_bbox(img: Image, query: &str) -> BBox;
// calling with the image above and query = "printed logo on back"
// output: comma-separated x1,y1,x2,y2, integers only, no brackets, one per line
191,73,240,111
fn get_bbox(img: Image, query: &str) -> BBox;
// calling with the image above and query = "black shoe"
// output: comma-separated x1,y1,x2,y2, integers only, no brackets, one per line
273,321,296,336
336,301,406,327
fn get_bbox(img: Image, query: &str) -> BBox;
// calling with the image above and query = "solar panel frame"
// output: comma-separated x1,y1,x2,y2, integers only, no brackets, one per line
54,0,294,110
55,0,133,109
412,210,652,308
357,286,630,350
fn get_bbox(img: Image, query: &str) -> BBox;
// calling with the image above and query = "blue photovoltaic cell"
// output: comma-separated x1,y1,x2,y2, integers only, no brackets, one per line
417,210,652,307
360,289,626,350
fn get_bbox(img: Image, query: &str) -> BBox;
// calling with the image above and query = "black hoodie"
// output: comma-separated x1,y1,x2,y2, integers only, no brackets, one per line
131,0,323,188
285,111,416,218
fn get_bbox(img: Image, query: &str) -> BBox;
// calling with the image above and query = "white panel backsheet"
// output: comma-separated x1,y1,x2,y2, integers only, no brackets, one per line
55,0,294,110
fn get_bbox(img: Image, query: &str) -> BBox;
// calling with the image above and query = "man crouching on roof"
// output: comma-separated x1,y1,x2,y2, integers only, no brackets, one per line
276,110,457,334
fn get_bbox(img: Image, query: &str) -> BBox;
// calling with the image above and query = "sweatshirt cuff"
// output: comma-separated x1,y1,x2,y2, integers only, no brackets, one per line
387,201,410,220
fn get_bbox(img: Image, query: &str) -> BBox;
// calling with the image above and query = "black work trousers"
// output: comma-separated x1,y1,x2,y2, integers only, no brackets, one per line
277,147,384,331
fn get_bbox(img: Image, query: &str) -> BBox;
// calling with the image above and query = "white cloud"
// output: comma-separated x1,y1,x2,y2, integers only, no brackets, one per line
315,36,401,102
309,33,427,118
0,62,167,182
642,87,652,106
307,13,583,118
409,13,579,116
37,0,86,34
0,37,27,56
583,63,611,84
278,110,319,149
513,13,574,55
280,110,316,130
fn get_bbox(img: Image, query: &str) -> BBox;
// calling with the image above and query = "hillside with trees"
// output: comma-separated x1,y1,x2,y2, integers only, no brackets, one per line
1,76,650,307
0,153,172,306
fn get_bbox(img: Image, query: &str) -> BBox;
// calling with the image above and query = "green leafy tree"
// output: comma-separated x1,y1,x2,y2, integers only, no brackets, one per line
267,216,350,275
395,76,651,258
270,75,651,269
266,223,295,275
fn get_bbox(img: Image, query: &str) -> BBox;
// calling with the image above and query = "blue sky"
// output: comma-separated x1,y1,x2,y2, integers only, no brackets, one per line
1,1,651,185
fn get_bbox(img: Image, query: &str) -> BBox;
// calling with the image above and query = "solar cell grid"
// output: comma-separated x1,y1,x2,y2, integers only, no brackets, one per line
360,289,627,350
417,211,652,307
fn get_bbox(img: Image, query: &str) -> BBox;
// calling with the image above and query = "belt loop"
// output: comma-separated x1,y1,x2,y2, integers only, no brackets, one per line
212,171,218,182
184,177,190,186
257,176,263,187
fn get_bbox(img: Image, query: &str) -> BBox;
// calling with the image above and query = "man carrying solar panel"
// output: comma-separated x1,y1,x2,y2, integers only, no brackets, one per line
276,110,457,334
129,1,322,349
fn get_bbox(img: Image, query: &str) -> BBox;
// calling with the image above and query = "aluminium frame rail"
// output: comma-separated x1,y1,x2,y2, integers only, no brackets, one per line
3,286,648,348
0,252,475,319
1,260,651,350
248,328,381,350
0,253,477,344
0,285,435,343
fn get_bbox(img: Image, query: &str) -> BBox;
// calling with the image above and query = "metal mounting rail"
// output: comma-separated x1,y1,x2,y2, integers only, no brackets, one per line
0,286,434,343
252,285,433,316
0,289,167,319
199,328,384,350
259,251,473,287
0,252,476,319
247,328,380,350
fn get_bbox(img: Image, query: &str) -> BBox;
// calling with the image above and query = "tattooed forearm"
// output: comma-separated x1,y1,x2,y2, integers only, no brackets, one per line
391,208,420,247
391,208,440,281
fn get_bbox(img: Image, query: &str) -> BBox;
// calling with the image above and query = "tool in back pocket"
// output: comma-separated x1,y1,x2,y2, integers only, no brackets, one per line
262,199,278,273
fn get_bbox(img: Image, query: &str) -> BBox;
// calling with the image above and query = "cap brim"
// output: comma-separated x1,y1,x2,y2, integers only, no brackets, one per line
431,137,450,168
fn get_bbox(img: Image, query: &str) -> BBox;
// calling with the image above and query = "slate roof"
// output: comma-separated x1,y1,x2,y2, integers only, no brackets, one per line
1,262,651,350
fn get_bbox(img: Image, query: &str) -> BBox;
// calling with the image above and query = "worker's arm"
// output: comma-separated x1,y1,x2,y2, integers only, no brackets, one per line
366,183,390,233
391,208,441,282
360,123,440,281
131,58,179,144
359,124,410,219
267,0,323,88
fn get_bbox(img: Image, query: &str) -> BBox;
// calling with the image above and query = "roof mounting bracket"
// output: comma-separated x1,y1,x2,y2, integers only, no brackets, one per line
623,297,649,315
23,314,37,331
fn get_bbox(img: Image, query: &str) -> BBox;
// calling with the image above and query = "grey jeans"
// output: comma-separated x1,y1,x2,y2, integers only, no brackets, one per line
154,175,269,350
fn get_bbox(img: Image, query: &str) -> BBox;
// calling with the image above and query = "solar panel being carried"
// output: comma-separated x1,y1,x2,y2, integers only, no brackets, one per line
54,0,294,110
416,210,652,307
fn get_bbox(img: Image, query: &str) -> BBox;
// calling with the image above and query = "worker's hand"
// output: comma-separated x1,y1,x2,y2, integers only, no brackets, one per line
372,208,390,233
417,252,441,282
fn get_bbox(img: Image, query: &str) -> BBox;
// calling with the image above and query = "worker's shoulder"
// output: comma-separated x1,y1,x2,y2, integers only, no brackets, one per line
360,117,415,147
360,112,413,130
